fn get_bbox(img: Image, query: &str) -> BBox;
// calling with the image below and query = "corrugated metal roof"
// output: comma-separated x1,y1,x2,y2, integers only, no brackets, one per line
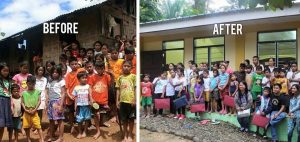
0,0,108,41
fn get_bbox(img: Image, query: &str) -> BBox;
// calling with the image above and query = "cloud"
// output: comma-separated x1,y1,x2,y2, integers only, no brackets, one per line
0,0,106,39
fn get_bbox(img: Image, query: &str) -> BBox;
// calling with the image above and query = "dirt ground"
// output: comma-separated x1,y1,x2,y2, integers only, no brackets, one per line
1,113,136,142
140,129,191,142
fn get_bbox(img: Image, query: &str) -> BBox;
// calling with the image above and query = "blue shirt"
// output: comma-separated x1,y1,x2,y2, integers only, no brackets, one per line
210,76,219,90
290,95,300,118
219,73,229,87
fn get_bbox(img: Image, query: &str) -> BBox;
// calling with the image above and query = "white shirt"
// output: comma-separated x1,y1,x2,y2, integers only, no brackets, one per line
262,77,270,88
203,77,211,91
175,77,187,91
185,68,193,84
166,78,178,96
35,77,47,110
287,71,300,88
153,78,168,94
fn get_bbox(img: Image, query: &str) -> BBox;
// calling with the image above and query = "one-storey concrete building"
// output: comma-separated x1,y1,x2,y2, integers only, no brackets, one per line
0,0,136,73
140,3,300,77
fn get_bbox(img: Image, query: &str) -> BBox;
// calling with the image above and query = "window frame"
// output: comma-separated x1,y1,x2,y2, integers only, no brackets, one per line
256,29,298,67
162,39,185,66
193,35,225,69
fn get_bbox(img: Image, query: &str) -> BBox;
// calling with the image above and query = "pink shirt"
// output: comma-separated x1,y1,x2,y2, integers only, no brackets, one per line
226,68,233,75
141,82,152,97
12,73,31,94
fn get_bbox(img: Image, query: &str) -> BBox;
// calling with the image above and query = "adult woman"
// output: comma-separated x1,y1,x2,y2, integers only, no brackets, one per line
287,84,300,142
234,81,253,132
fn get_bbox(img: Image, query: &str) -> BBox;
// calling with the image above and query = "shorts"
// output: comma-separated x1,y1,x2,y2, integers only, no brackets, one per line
108,83,116,104
141,96,152,106
120,102,136,123
0,96,13,128
210,88,220,100
12,117,21,130
76,106,92,123
48,100,65,120
23,112,41,129
204,91,210,102
66,104,75,113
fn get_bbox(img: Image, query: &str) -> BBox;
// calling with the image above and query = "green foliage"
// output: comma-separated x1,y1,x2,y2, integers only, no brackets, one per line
140,0,162,23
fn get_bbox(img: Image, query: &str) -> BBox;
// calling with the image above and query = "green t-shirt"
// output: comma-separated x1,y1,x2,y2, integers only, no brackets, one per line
251,73,264,92
22,90,41,108
0,80,10,97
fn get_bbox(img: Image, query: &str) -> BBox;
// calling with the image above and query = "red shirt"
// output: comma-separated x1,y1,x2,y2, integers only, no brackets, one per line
141,82,152,97
88,73,111,105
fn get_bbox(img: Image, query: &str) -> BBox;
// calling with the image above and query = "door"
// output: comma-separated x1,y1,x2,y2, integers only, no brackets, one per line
141,50,164,80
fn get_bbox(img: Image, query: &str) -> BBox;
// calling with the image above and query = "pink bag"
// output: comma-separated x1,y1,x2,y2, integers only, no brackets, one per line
154,98,170,109
224,95,235,107
251,114,270,128
190,103,205,113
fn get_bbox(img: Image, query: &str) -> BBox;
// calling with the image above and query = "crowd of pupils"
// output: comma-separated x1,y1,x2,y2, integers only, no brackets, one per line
0,37,136,142
141,56,300,142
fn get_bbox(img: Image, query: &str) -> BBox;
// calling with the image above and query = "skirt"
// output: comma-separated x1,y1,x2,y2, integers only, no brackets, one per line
0,96,13,128
48,99,65,120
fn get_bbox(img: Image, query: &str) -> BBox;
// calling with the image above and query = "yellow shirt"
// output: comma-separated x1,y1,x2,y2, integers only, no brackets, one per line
274,78,288,94
109,59,124,82
116,74,136,104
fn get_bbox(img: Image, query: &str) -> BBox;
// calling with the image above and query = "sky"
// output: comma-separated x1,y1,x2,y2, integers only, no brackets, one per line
0,0,106,39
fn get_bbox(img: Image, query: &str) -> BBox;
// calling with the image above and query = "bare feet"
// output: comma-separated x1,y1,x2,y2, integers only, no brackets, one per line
76,134,82,139
127,136,133,142
93,131,101,140
81,132,87,138
21,129,26,136
110,117,117,123
54,138,64,142
70,126,77,134
122,137,128,142
33,129,38,135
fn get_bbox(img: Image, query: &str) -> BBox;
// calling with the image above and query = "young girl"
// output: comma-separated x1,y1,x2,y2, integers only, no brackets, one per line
152,72,168,116
245,65,253,90
253,87,271,138
209,69,220,113
45,60,55,80
73,71,93,139
167,63,175,78
229,73,238,115
189,71,197,103
34,66,47,132
288,84,300,142
11,84,22,142
174,68,187,120
163,69,177,117
0,62,13,142
12,61,31,94
141,74,153,118
93,41,102,55
194,74,204,119
46,65,65,142
218,64,229,114
203,70,211,112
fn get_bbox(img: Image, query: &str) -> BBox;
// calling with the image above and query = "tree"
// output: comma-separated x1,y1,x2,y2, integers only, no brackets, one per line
140,0,162,23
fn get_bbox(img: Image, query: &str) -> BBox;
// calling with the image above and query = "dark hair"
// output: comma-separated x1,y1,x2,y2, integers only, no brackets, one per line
203,69,209,74
177,63,184,69
290,61,297,66
109,47,118,53
0,62,10,90
50,65,63,81
71,40,80,48
27,75,36,83
273,83,282,89
273,68,280,73
143,74,150,78
94,53,105,62
188,60,195,64
224,60,230,64
264,68,271,73
77,71,88,80
86,48,94,53
256,66,262,71
269,58,275,62
93,41,102,47
59,54,68,60
84,61,94,66
279,68,286,74
123,60,133,66
69,56,77,63
101,43,108,49
220,64,226,69
212,69,219,77
291,84,300,97
124,47,135,54
240,63,246,68
35,65,45,76
253,56,259,59
11,84,20,91
177,68,185,76
46,60,55,67
94,61,105,69
19,61,29,67
246,65,253,69
79,48,86,53
244,59,250,65
196,74,204,85
263,87,271,95
238,81,249,102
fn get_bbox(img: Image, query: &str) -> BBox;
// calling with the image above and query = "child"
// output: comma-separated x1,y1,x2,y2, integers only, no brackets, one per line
174,68,187,120
73,71,93,139
46,65,65,142
262,68,271,89
229,73,238,115
45,61,55,80
163,69,177,117
86,48,95,62
141,74,153,118
88,62,111,139
203,70,211,112
0,62,13,142
245,65,253,90
21,76,44,142
109,47,124,82
276,69,289,94
93,41,102,55
253,87,271,138
194,74,204,119
116,61,136,142
152,72,168,116
218,64,229,114
11,84,22,142
209,69,220,113
65,57,85,134
12,61,31,93
251,66,264,112
288,84,300,142
34,66,47,131
189,71,197,103
125,47,136,74
59,54,72,74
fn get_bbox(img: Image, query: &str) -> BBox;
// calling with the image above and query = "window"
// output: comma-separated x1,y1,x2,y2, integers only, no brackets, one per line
163,40,184,65
194,36,225,68
258,30,297,67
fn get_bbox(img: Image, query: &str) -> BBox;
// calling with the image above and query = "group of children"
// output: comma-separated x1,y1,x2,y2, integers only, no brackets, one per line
0,39,136,142
141,56,300,142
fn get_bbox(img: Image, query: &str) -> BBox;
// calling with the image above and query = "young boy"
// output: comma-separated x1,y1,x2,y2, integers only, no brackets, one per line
262,83,288,141
203,70,211,112
275,69,289,94
116,60,136,142
109,47,124,82
88,62,111,139
245,65,253,90
124,47,136,74
141,74,153,118
65,57,85,133
73,71,93,139
262,68,271,89
251,66,264,111
11,84,22,142
21,76,44,142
